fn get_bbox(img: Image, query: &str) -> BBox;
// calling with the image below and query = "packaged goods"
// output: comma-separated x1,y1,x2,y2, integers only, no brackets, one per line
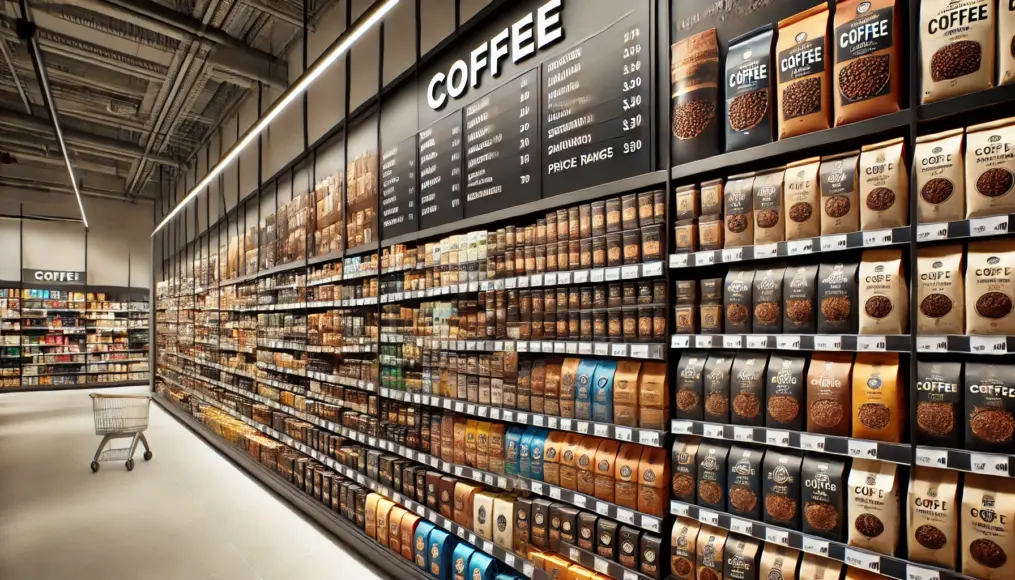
763,450,804,530
916,361,962,448
531,499,552,548
758,543,801,580
530,429,549,481
723,536,762,580
919,0,994,103
638,446,670,517
858,249,908,335
696,441,730,511
671,29,721,164
799,553,843,580
559,433,583,491
966,239,1015,335
676,185,700,222
671,437,701,504
962,474,1015,578
591,361,617,424
753,169,785,245
819,152,861,235
474,492,496,540
783,264,819,333
616,443,643,510
427,528,454,579
594,440,621,502
915,129,966,223
725,174,757,248
917,244,965,335
576,436,602,496
1001,2,1015,85
860,138,909,229
639,362,669,430
833,0,902,125
777,5,832,139
493,497,514,549
578,512,598,551
669,517,701,580
852,353,904,442
730,353,768,427
966,117,1015,218
575,360,598,420
401,514,421,561
597,519,619,560
701,179,724,217
454,483,479,529
640,533,663,579
453,544,476,580
439,477,456,520
784,158,822,240
765,355,807,430
612,361,641,427
965,362,1015,452
753,267,786,334
848,458,901,555
695,525,728,580
676,352,707,420
726,445,764,520
701,278,724,334
543,432,566,486
801,455,847,541
908,466,960,570
817,261,859,334
725,269,756,334
514,498,532,555
469,552,496,580
414,521,435,571
725,26,775,152
807,352,854,437
618,526,642,569
702,353,735,423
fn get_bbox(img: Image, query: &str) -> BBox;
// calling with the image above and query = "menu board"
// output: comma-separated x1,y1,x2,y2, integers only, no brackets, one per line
463,69,541,217
542,10,652,197
418,111,464,229
380,135,417,239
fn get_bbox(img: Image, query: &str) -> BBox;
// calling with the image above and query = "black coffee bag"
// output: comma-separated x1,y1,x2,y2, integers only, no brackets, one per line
916,361,962,448
676,352,708,419
671,437,701,504
731,353,769,427
753,266,786,334
765,355,807,431
697,441,731,511
703,352,736,423
801,455,847,541
724,270,756,333
817,262,859,334
725,26,775,152
965,362,1015,453
723,535,762,580
763,450,804,530
783,264,819,333
618,525,643,569
727,444,765,521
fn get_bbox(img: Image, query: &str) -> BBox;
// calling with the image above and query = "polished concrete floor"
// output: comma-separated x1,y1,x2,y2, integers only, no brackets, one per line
0,386,389,580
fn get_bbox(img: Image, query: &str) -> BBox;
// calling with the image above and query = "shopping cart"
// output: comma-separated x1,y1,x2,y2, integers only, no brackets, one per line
89,393,153,472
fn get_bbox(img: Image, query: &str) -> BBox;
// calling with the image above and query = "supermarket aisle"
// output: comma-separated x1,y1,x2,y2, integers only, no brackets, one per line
0,387,390,580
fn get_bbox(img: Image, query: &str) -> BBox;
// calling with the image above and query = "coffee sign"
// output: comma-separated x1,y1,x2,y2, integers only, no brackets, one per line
23,269,84,284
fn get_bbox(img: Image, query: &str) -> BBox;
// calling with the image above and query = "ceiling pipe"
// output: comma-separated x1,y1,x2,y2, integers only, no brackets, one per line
241,0,312,31
2,146,121,176
0,39,32,113
0,176,154,202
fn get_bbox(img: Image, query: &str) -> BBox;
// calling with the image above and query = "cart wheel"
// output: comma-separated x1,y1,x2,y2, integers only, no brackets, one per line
90,461,99,473
143,451,153,461
125,460,134,471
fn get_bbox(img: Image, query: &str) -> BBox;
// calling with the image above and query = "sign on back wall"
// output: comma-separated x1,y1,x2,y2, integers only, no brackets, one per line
23,269,85,285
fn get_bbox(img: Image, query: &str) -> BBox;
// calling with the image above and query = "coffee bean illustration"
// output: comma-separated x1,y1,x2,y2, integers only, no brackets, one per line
705,393,729,416
858,403,891,430
804,501,839,532
730,485,758,512
921,178,954,204
785,299,813,323
676,389,699,411
757,208,780,229
789,201,813,223
673,557,693,579
673,99,717,139
727,303,749,324
976,168,1015,198
783,77,822,119
768,395,800,423
727,214,749,233
920,294,953,318
975,292,1013,319
729,89,769,132
864,295,893,319
809,400,844,428
733,392,761,419
765,494,797,522
821,296,851,322
699,480,723,504
970,407,1015,444
866,187,895,211
825,195,851,218
971,538,1008,568
839,54,890,102
915,525,947,550
931,40,982,82
917,402,955,436
854,513,884,538
672,473,695,496
754,301,780,324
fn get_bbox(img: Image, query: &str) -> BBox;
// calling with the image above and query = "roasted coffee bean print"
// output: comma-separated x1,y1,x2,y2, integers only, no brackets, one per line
700,568,720,580
705,393,729,416
918,402,956,437
825,195,851,218
768,395,800,423
931,40,982,82
970,407,1015,444
672,100,717,139
859,403,891,430
975,292,1014,319
804,502,840,531
674,557,693,579
733,392,761,419
727,303,749,324
866,187,895,211
673,473,695,496
855,513,885,538
809,400,844,428
915,524,947,550
789,201,813,223
765,494,797,522
755,302,780,324
727,214,749,233
921,178,954,205
976,168,1015,197
757,208,780,229
783,77,822,119
838,54,890,101
920,294,953,318
677,390,699,411
786,299,813,323
864,296,893,319
699,480,723,504
730,485,758,512
971,538,1008,568
821,296,852,321
729,89,769,131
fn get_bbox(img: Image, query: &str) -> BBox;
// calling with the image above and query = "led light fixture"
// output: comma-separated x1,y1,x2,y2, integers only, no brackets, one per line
152,0,400,237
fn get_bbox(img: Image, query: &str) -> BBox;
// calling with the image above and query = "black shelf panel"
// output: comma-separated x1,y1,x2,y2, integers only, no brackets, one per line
917,84,1015,123
256,259,308,279
671,334,912,353
345,243,376,257
514,475,664,534
916,214,1014,242
916,335,1013,355
915,446,1015,478
386,336,665,360
308,250,344,267
550,539,656,580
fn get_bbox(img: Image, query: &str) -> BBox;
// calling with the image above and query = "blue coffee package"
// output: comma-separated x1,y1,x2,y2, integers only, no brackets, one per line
469,551,497,580
575,360,599,420
504,427,524,475
413,521,435,572
428,528,455,580
452,543,476,580
518,427,538,477
592,360,618,423
529,428,550,481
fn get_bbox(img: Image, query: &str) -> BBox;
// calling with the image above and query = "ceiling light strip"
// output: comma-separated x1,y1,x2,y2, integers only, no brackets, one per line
152,0,400,237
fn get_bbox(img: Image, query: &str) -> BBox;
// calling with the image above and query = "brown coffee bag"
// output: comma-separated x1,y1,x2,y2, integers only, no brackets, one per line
777,5,832,139
858,249,908,335
670,517,701,580
695,525,728,580
671,29,721,164
819,152,860,235
670,437,700,504
860,137,909,229
725,174,757,248
847,458,901,555
917,244,965,335
852,353,904,442
915,129,965,224
966,239,1015,335
807,352,854,436
962,474,1015,578
784,157,821,240
908,466,959,570
919,0,995,103
966,117,1015,218
758,543,801,580
754,169,786,244
833,0,902,126
798,553,842,580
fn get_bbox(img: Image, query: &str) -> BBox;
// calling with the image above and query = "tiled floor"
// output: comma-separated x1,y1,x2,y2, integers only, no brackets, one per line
0,386,390,580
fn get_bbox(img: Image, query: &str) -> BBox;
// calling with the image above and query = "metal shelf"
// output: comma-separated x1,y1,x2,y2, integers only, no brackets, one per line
671,334,912,353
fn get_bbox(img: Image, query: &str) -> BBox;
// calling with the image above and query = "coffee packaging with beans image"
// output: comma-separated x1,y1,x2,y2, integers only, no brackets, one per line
783,264,819,333
671,28,721,165
908,466,959,570
513,497,532,554
847,458,901,555
597,518,620,560
726,444,764,520
618,525,642,570
530,498,551,548
701,277,724,334
543,432,566,485
753,267,786,334
858,249,909,335
703,352,735,423
676,352,707,420
576,435,602,497
919,0,994,104
966,117,1015,218
639,446,670,517
560,357,580,419
1001,2,1015,86
575,359,599,420
639,362,669,431
965,362,1015,452
819,152,860,235
696,524,729,580
817,261,859,334
915,129,966,223
777,5,832,140
807,352,855,436
802,455,847,541
578,511,598,551
753,169,786,245
833,0,901,126
613,361,642,428
917,244,965,335
671,437,701,504
676,185,700,222
759,542,801,580
852,353,904,442
860,138,909,230
725,26,775,152
725,174,757,248
962,474,1015,578
763,450,804,530
641,533,663,580
799,553,843,580
616,443,644,510
765,355,807,430
696,441,730,511
725,269,756,334
966,239,1015,335
916,361,963,448
723,535,762,580
731,353,769,427
559,433,584,491
670,517,701,580
594,440,621,503
784,157,822,240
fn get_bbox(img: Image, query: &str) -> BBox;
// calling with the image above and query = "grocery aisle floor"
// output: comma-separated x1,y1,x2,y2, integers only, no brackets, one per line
0,386,391,580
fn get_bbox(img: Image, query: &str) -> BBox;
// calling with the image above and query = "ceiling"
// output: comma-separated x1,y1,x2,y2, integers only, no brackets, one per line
0,0,334,203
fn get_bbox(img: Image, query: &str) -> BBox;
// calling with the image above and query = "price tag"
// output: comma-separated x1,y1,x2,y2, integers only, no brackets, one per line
504,411,515,422
560,418,573,431
971,215,1010,237
863,229,893,247
596,501,610,516
730,517,753,536
484,473,495,486
845,548,881,573
454,466,464,477
971,453,1009,476
623,571,638,580
802,537,829,556
443,399,452,410
578,422,590,434
530,274,543,286
609,343,628,357
754,244,778,259
593,557,610,575
541,341,553,353
604,268,621,282
907,564,940,580
698,510,719,526
766,528,789,545
430,457,440,468
972,336,1008,354
621,265,640,279
577,342,593,355
857,335,887,351
722,248,743,263
813,335,842,350
703,424,724,439
548,416,559,429
553,341,566,354
671,501,690,517
800,434,825,451
483,541,494,554
615,427,633,442
517,412,529,424
550,487,562,500
672,420,693,435
590,269,605,283
670,254,688,268
820,234,848,252
594,343,609,356
490,408,501,420
530,482,544,495
694,335,713,348
776,335,801,350
734,427,754,442
695,251,716,266
593,423,609,437
505,554,516,567
722,335,743,348
766,430,789,446
746,335,768,349
573,270,589,284
455,402,465,412
671,335,690,348
915,447,949,468
642,261,663,276
916,336,948,352
615,508,635,525
566,342,578,354
466,404,476,415
848,439,879,459
569,547,581,562
545,272,558,286
788,239,813,255
917,223,948,241
504,277,517,290
558,272,572,284
573,495,586,508
533,415,544,427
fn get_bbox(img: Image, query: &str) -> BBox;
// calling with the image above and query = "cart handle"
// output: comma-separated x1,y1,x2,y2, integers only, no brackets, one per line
89,394,153,400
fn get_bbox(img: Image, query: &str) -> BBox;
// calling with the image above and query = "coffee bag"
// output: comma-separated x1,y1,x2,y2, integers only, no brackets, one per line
853,353,904,442
725,174,757,248
758,543,801,580
731,353,769,427
727,444,764,520
753,169,785,244
777,5,832,139
917,244,965,335
766,355,807,430
848,458,901,555
966,117,1015,218
916,361,963,448
638,447,670,517
860,137,909,229
819,152,860,235
859,249,908,335
763,450,804,530
725,269,756,334
753,267,786,334
965,362,1015,453
798,553,843,580
962,474,1015,578
966,239,1015,335
695,525,729,580
676,352,707,420
723,535,761,580
616,443,643,510
783,264,819,333
908,466,959,570
671,29,721,164
801,455,847,541
919,0,994,103
1001,1,1015,86
807,352,855,437
833,0,902,125
784,158,822,240
671,437,701,504
725,26,775,152
818,261,859,334
675,185,700,222
696,441,730,511
670,517,701,580
703,352,735,423
915,129,966,223
639,362,669,431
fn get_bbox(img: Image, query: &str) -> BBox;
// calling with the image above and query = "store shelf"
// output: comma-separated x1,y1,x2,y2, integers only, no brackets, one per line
256,339,308,351
915,446,1015,477
256,260,307,279
671,419,911,465
343,269,378,281
550,539,655,580
915,335,1013,354
668,227,910,270
515,476,663,533
671,334,912,353
917,83,1015,122
385,336,665,360
307,370,376,392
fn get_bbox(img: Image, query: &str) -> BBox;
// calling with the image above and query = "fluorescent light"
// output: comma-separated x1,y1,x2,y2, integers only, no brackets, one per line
152,0,399,237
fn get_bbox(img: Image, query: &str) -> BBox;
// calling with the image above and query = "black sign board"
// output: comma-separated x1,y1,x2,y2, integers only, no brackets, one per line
23,269,84,285
464,69,541,218
542,10,652,197
418,111,464,229
381,135,418,239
